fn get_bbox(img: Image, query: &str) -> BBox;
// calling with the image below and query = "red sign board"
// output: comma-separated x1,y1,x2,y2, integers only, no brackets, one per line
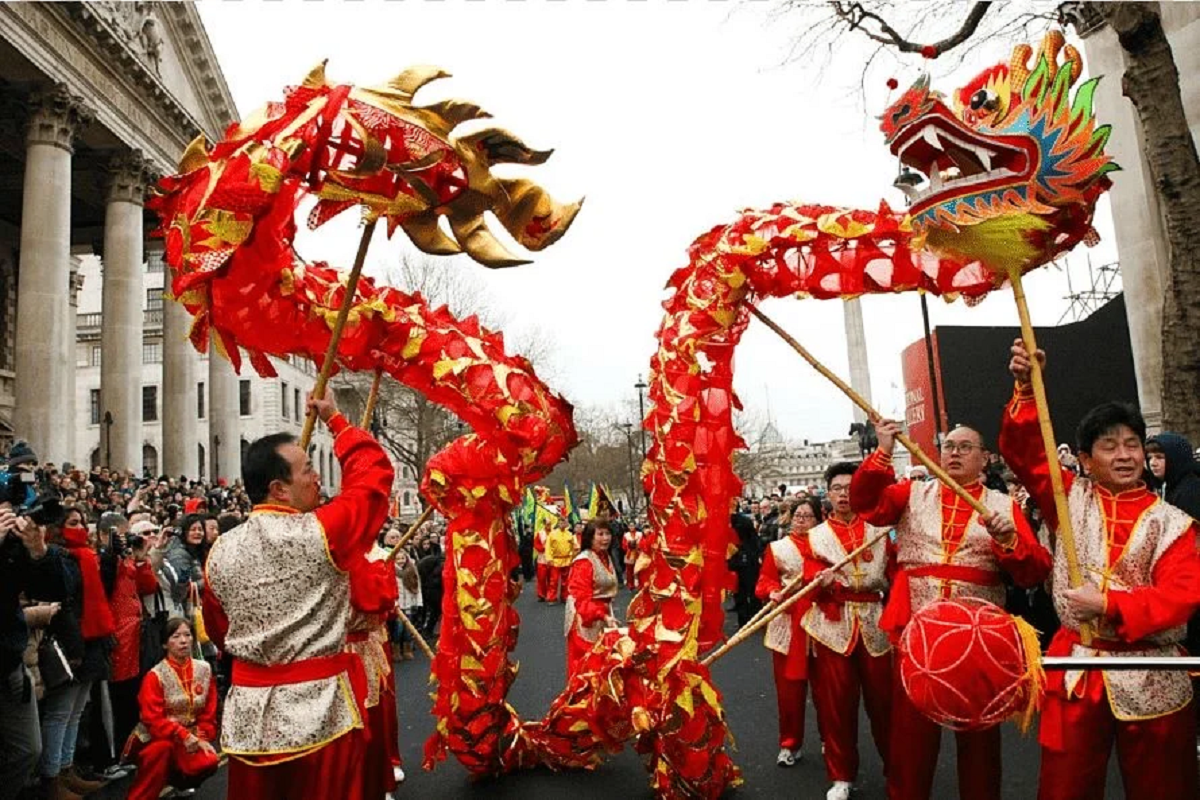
901,333,948,458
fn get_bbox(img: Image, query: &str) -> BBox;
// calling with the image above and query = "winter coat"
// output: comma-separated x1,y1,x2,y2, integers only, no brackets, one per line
1148,432,1200,521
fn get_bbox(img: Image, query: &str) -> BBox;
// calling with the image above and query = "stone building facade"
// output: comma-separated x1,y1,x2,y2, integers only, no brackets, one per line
0,2,343,483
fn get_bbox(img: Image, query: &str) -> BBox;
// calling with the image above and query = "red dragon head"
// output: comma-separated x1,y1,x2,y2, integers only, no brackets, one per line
879,31,1117,276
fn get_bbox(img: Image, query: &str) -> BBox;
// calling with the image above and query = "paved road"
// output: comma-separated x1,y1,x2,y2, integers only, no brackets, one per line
102,583,1131,798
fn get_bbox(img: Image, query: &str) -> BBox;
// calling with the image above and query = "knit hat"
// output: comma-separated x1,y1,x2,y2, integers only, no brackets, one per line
4,440,37,468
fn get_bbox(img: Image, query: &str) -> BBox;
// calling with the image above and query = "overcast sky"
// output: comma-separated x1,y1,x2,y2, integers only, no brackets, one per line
197,1,1118,444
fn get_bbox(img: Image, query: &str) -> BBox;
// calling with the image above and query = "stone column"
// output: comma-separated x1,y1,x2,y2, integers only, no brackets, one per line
67,257,85,466
161,251,195,479
100,151,151,473
842,297,873,424
209,339,241,483
14,85,92,464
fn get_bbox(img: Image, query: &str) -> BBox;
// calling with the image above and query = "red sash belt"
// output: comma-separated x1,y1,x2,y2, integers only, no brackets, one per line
818,587,884,622
232,652,369,735
878,563,1000,642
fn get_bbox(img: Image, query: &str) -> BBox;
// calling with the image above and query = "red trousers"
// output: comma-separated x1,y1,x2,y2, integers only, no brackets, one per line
1037,686,1198,800
381,685,401,769
362,700,397,800
625,563,635,589
126,739,219,800
547,565,568,602
887,663,1000,800
536,562,550,599
810,639,892,783
227,729,365,800
771,650,808,750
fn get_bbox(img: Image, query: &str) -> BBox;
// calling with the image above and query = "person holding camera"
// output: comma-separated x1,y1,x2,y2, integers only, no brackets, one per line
1,442,73,800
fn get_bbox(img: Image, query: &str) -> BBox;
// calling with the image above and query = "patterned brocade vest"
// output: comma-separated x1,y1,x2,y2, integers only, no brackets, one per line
764,537,806,656
896,480,1013,613
802,520,891,656
206,511,358,756
1054,479,1193,720
129,659,211,745
563,550,618,642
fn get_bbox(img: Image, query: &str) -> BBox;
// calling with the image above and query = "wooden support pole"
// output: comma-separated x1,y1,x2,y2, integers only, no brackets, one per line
386,503,435,562
397,607,435,660
360,368,383,430
299,217,378,450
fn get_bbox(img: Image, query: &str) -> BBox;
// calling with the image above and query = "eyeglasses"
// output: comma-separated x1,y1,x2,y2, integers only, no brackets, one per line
940,442,983,455
827,485,851,494
793,513,817,521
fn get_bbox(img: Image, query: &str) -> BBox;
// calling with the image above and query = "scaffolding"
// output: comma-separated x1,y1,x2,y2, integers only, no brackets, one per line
1059,255,1121,324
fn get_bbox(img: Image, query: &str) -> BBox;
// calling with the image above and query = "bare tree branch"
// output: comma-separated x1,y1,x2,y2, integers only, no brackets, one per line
830,1,994,56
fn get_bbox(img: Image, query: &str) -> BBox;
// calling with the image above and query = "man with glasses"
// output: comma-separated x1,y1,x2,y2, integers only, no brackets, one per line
850,421,1051,800
802,462,893,800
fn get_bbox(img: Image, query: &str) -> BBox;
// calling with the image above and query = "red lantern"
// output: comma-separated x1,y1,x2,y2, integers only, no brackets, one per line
898,598,1043,732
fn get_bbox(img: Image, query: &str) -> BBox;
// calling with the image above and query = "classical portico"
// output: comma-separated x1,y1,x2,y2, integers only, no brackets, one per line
0,1,237,471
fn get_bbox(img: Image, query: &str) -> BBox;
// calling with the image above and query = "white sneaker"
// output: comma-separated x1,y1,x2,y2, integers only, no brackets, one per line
826,781,853,800
791,748,804,763
393,765,406,783
776,747,796,767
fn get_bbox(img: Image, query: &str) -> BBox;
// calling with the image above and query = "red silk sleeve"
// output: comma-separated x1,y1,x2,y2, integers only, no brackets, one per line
991,497,1053,588
200,577,228,652
314,414,396,571
348,556,400,614
755,547,781,601
1107,525,1200,642
139,669,190,743
998,384,1076,533
196,669,219,742
568,558,610,626
849,449,912,527
134,560,160,596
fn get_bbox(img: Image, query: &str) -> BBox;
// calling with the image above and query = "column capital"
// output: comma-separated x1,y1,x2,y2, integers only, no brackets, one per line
69,269,86,309
26,84,94,153
106,150,158,205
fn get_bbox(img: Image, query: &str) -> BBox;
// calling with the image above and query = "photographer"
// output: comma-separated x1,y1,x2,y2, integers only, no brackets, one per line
1,442,71,800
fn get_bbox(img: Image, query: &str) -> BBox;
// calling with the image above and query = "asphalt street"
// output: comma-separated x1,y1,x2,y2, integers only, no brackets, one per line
102,582,1133,799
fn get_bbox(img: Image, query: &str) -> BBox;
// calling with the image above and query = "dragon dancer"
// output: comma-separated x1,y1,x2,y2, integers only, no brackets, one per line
850,421,1050,800
1003,341,1200,800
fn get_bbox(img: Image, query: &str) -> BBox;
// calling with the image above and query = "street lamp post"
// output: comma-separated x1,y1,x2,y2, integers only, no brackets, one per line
103,411,114,468
213,434,221,482
634,375,648,460
620,422,638,518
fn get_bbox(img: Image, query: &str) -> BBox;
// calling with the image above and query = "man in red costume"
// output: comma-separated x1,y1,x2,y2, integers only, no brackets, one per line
850,420,1051,800
1002,341,1200,800
202,389,394,800
803,462,894,800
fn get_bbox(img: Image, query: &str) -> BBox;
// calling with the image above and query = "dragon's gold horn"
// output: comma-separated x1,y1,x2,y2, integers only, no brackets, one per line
303,60,330,89
913,73,931,93
421,99,493,129
178,134,209,174
390,66,451,97
447,211,531,268
1062,43,1083,86
457,129,553,166
492,178,584,252
396,210,464,258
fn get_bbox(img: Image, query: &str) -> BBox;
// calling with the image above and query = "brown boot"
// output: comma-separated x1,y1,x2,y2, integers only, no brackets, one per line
59,766,103,795
391,642,402,662
43,777,83,800
402,642,415,661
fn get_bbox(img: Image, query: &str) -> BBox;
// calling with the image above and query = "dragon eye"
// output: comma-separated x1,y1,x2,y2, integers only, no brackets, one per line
891,103,911,123
969,89,998,112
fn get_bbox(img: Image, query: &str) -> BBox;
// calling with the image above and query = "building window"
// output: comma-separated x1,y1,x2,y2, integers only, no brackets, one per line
142,341,162,364
91,345,102,367
294,388,301,422
281,382,289,420
403,491,411,507
146,288,163,311
318,448,326,478
90,389,101,425
198,444,206,480
143,444,158,477
146,252,164,273
197,381,205,420
142,385,158,422
239,379,251,416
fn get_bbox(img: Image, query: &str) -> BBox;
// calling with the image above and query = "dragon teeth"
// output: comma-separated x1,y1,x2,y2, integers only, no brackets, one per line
922,127,943,151
974,146,992,172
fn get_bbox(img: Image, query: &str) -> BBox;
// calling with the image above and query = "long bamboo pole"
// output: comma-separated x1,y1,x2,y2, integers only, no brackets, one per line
397,607,435,660
299,217,378,450
701,528,890,667
1006,268,1088,644
386,503,435,562
359,368,383,430
747,304,989,517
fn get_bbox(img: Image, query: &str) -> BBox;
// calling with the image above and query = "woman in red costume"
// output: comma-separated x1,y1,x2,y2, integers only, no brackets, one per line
755,496,821,768
123,618,219,800
564,518,619,678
